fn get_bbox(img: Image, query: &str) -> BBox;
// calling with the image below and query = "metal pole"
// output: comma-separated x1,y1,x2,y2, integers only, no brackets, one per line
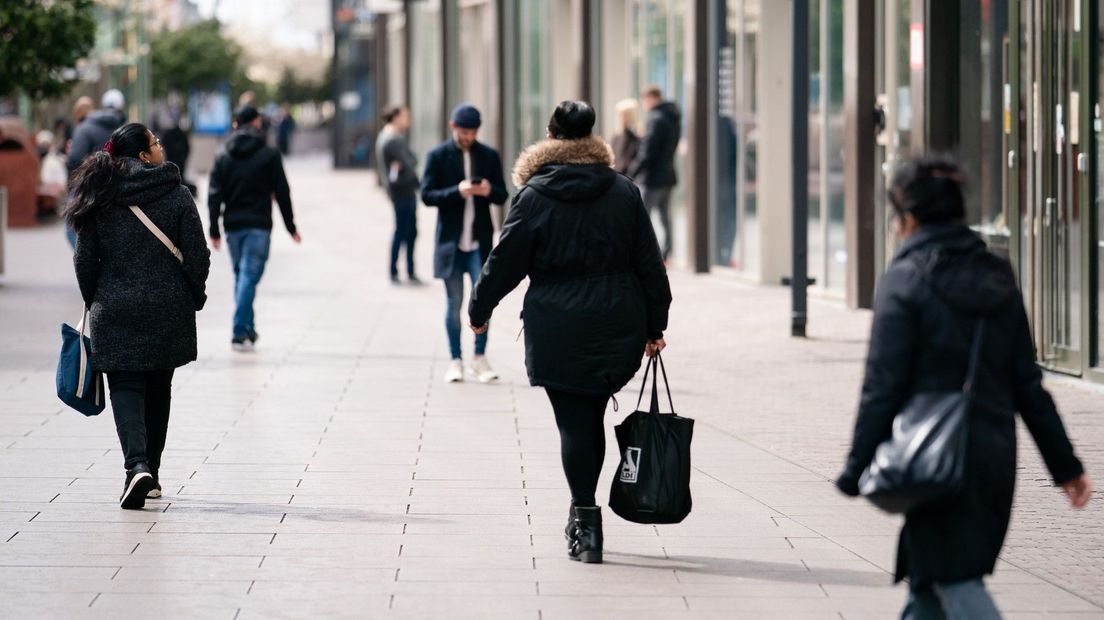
791,0,809,337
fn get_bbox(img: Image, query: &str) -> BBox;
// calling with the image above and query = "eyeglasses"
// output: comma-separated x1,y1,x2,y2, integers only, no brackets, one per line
149,137,162,149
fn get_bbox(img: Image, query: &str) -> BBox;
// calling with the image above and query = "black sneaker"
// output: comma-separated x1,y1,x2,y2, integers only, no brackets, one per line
120,463,155,510
390,274,402,286
407,275,424,286
248,331,259,345
148,479,162,499
231,337,254,352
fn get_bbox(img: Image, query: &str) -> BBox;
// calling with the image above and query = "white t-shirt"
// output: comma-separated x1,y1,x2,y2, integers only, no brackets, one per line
460,149,479,252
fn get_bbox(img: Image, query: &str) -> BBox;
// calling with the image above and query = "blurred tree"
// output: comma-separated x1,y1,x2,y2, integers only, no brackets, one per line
150,19,243,97
0,0,96,99
275,66,331,105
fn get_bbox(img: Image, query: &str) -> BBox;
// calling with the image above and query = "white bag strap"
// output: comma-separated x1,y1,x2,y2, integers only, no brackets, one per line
129,206,183,263
75,307,89,399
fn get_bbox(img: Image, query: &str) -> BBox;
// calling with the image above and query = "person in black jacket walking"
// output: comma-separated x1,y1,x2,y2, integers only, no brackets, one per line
836,157,1091,618
421,104,509,384
469,101,673,564
68,122,211,509
628,86,681,261
377,105,421,284
208,105,301,352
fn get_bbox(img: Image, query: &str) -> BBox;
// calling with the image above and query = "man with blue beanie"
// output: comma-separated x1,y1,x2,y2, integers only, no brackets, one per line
421,104,509,383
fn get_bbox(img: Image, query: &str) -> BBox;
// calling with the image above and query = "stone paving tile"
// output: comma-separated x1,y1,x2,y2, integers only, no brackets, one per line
0,156,1101,618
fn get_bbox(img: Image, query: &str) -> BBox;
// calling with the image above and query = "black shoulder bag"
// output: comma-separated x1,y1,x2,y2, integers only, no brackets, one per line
858,320,985,514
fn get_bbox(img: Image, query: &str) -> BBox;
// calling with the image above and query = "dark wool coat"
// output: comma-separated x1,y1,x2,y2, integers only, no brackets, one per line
836,225,1084,588
74,159,211,372
610,128,640,176
469,136,672,397
628,101,681,189
419,140,509,278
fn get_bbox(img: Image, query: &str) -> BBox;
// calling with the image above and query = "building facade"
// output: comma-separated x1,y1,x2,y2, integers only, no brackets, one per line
355,0,1104,382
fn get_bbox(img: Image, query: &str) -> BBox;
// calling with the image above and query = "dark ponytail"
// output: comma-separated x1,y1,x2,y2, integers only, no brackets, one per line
889,156,966,225
65,122,152,230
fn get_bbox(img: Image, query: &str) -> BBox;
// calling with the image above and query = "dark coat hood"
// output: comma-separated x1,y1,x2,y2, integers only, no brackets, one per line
511,136,617,201
87,109,125,131
226,128,267,158
895,224,1018,317
112,159,182,207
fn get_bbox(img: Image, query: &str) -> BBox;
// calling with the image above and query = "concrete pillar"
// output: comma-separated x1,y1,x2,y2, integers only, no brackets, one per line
756,0,794,285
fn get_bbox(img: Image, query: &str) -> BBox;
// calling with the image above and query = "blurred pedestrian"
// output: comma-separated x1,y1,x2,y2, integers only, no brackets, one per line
276,104,296,156
68,90,126,175
836,157,1091,619
376,105,421,285
610,98,640,176
160,113,195,195
421,103,508,384
628,86,681,261
66,90,127,248
67,122,211,509
208,105,300,352
469,101,672,564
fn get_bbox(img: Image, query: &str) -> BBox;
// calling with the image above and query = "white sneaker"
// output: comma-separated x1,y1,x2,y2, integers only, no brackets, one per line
470,356,500,383
444,359,465,384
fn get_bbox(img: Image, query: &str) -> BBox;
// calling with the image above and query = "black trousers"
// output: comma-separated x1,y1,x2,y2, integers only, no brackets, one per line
545,389,609,507
106,369,175,474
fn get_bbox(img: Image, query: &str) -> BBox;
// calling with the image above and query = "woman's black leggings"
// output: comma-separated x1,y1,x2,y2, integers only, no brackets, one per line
106,369,174,474
545,388,608,507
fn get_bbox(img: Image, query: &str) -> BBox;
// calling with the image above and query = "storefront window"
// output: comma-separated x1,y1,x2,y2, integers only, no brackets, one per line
458,0,500,148
716,0,760,274
806,0,844,293
408,0,443,158
959,0,1010,253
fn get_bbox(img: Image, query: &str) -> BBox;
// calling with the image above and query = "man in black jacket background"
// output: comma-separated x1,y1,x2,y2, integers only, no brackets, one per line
421,104,508,384
208,105,301,352
629,86,681,261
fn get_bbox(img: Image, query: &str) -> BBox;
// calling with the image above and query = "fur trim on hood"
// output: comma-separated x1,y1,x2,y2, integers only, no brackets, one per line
512,135,615,187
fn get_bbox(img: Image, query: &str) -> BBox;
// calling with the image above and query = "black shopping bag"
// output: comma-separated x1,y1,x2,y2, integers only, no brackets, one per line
609,353,693,524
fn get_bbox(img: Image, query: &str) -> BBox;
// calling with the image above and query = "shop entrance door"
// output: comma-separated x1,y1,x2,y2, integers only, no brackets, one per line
1010,0,1086,374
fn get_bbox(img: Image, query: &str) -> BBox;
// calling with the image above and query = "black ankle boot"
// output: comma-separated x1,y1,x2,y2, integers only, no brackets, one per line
569,506,603,563
564,503,576,541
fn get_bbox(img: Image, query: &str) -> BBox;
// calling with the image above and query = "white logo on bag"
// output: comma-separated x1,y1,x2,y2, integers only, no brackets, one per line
620,447,642,483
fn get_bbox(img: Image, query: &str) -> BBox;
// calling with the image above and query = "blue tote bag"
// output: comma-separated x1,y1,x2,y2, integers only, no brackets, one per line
56,308,105,416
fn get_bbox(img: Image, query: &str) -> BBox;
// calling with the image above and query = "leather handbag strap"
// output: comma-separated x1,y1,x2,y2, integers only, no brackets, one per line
75,307,89,399
963,319,986,395
129,206,183,263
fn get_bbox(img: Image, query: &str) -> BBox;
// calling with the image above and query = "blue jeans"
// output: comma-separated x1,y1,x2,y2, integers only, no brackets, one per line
444,249,487,360
226,229,271,340
390,195,417,277
902,579,1002,620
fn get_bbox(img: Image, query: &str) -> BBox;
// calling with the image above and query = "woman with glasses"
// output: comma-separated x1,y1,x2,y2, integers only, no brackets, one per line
67,122,210,509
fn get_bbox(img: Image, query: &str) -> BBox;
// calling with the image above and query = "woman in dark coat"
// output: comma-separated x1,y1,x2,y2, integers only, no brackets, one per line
610,98,641,176
68,122,211,510
469,101,671,564
836,157,1091,618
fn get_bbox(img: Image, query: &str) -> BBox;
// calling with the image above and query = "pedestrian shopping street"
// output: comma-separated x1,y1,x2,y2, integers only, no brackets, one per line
0,156,1102,619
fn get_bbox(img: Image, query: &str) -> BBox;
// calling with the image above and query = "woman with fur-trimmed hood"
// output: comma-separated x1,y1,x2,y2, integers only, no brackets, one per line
469,101,672,564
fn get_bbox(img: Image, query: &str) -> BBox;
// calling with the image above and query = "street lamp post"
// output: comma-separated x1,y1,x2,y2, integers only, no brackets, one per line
791,0,809,338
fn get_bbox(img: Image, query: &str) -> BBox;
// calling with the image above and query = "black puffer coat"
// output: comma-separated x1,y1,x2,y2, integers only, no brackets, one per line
469,136,672,397
628,101,681,189
836,224,1084,588
74,159,211,371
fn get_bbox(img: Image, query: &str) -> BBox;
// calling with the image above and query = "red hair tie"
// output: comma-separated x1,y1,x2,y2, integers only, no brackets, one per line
103,140,114,155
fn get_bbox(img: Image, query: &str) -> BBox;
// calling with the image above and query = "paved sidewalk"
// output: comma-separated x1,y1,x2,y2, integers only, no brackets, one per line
0,156,1101,619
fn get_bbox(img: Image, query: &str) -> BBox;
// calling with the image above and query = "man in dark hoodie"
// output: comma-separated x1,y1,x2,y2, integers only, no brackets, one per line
208,105,301,352
629,86,681,261
67,90,126,174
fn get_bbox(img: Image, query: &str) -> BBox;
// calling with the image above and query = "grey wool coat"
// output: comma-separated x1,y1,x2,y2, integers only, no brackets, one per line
74,159,211,371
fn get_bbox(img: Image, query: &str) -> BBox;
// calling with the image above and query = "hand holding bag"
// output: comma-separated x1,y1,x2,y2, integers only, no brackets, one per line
56,307,105,416
609,352,694,524
859,320,985,514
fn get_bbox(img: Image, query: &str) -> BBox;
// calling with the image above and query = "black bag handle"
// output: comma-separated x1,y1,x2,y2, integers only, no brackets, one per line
635,352,676,414
963,319,986,395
